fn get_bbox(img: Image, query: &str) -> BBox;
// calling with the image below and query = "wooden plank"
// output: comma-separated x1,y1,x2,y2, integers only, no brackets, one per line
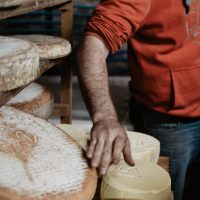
158,156,170,172
59,1,73,124
53,103,69,117
0,0,71,19
0,60,56,107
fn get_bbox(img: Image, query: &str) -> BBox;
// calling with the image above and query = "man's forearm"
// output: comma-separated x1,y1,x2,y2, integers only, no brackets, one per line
77,35,117,123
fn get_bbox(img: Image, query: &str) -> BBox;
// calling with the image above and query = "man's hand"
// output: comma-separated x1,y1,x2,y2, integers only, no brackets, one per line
87,119,134,176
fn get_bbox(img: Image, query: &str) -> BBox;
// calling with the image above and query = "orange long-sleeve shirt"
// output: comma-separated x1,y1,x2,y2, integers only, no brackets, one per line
86,0,200,117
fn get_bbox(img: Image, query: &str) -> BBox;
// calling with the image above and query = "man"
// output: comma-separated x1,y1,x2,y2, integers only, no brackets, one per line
77,0,200,200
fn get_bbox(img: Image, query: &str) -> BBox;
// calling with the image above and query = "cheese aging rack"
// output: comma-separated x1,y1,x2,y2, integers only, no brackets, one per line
0,0,73,123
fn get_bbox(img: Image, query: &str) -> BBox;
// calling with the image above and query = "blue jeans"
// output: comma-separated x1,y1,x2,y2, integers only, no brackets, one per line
129,102,200,200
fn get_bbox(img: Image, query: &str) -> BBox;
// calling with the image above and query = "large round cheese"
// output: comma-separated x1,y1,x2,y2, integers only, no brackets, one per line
56,124,88,150
0,106,97,200
12,34,71,59
0,36,39,92
0,0,23,7
127,131,160,163
6,82,54,119
101,160,171,200
60,129,160,164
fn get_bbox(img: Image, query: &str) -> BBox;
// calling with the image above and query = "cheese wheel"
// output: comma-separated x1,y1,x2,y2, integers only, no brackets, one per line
0,36,39,92
65,129,160,163
6,82,54,119
56,124,88,150
101,160,171,200
127,131,160,163
54,127,160,164
12,34,71,59
0,106,97,200
0,0,23,7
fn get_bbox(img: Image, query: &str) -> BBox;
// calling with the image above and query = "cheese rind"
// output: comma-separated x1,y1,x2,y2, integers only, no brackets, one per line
127,131,160,163
0,106,97,200
6,82,54,119
60,129,160,163
0,36,39,92
0,0,23,7
12,34,71,59
101,160,171,200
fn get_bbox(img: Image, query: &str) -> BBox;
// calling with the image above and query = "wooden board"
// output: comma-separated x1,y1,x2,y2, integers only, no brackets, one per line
158,156,170,172
0,0,71,20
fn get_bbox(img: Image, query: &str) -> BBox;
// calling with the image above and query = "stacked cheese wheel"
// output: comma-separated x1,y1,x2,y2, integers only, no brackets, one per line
0,36,40,92
0,0,23,8
0,106,97,200
101,160,171,200
0,34,71,118
127,131,160,163
12,34,72,60
6,82,54,119
101,131,171,200
0,35,71,92
52,127,171,200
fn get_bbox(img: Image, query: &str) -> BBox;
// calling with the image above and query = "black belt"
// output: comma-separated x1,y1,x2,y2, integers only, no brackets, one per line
184,0,192,13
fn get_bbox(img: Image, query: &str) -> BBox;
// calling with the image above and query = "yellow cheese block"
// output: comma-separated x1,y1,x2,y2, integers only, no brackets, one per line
101,160,171,200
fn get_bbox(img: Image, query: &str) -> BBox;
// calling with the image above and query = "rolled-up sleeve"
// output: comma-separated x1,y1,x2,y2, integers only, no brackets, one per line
85,0,151,54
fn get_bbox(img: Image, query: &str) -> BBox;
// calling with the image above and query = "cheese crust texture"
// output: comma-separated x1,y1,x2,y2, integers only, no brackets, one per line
7,82,54,119
0,36,39,92
101,160,171,200
0,0,23,7
0,106,97,200
12,34,71,59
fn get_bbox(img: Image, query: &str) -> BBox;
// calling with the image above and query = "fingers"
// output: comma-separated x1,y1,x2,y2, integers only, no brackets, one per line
91,137,105,168
112,137,124,164
87,120,135,177
87,139,97,158
99,140,113,175
123,141,134,166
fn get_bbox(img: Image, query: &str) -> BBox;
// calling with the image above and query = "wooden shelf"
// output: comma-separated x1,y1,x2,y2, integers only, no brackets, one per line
0,0,71,19
0,0,73,123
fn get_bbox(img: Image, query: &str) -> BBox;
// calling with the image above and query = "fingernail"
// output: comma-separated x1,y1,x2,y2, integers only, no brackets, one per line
87,153,92,158
113,160,118,164
91,161,98,168
131,161,135,166
101,168,106,175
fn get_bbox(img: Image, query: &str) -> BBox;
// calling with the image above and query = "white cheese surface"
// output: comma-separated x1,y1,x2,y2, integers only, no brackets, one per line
0,106,87,198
